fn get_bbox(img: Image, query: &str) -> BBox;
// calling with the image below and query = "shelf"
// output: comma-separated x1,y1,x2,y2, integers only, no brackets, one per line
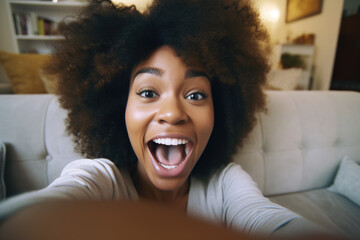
16,35,64,40
6,0,88,53
9,1,86,7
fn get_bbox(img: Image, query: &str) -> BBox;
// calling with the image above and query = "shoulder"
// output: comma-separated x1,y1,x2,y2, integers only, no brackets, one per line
59,158,130,181
188,162,262,224
57,158,119,185
191,162,258,192
52,158,137,199
211,162,259,190
188,163,258,210
61,158,117,173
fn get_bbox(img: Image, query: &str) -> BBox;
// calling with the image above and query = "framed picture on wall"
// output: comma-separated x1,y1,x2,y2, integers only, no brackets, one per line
286,0,323,23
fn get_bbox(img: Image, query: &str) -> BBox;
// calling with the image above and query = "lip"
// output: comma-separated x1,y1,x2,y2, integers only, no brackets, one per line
147,134,194,178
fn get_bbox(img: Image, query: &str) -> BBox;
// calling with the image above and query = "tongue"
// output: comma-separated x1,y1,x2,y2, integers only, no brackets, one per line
155,145,184,166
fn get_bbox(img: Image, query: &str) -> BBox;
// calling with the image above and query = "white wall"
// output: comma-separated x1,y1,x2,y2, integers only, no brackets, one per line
112,0,151,12
256,0,344,90
0,0,17,84
255,0,282,43
0,0,17,52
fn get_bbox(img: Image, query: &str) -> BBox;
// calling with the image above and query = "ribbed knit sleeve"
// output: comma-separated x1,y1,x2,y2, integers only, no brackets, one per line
188,163,324,235
0,158,138,220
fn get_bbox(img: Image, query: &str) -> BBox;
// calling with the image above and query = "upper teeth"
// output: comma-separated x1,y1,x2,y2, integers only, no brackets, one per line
153,138,189,146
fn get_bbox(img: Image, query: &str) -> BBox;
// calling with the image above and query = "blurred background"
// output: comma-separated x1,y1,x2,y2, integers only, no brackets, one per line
0,0,359,92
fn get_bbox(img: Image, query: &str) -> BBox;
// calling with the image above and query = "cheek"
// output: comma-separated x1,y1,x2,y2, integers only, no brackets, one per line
194,105,214,149
125,100,148,155
125,96,157,159
125,104,145,131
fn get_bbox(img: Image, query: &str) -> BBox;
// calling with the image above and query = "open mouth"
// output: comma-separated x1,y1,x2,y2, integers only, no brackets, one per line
148,138,193,170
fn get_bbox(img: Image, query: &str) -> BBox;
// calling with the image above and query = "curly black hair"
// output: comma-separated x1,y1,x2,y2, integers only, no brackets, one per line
47,0,270,178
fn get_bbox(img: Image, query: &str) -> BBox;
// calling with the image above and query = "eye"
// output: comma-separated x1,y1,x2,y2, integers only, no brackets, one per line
137,89,159,98
185,91,207,101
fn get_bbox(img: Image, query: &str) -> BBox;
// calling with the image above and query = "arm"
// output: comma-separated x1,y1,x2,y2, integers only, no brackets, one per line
221,163,330,236
0,200,252,240
0,158,134,220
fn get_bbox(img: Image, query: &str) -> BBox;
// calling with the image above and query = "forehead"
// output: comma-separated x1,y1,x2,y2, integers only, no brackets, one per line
132,46,204,78
132,46,185,74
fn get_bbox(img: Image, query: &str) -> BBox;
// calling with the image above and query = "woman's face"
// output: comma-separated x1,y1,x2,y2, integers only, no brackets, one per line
125,46,214,192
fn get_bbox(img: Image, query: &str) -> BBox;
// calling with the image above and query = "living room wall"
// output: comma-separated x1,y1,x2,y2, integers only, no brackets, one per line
0,0,344,91
112,0,150,11
0,1,16,53
118,0,345,90
256,0,344,90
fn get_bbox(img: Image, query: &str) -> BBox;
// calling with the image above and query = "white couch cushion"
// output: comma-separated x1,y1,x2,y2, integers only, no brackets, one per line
0,95,53,195
269,189,360,238
328,156,360,206
44,97,83,184
0,95,81,196
233,91,360,196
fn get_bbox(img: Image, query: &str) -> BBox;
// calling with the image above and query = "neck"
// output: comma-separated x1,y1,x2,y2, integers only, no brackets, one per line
131,167,190,209
135,174,190,202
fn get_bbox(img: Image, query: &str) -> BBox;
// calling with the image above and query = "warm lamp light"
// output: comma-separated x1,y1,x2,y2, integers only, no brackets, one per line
259,4,280,23
110,0,151,12
112,0,135,4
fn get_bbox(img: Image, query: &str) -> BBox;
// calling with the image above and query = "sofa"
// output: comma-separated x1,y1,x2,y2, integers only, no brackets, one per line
0,66,12,94
0,91,359,238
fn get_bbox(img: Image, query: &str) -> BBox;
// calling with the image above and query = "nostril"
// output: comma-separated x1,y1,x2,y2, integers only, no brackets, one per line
158,119,167,124
157,110,188,125
157,117,187,125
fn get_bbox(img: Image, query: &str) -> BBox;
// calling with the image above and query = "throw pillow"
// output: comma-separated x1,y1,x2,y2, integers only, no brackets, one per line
38,68,58,94
328,156,360,206
0,142,6,200
0,51,50,94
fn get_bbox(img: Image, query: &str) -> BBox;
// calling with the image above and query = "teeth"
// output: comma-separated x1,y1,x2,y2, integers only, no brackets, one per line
153,138,189,146
152,138,191,170
159,163,178,169
159,160,185,169
185,146,190,155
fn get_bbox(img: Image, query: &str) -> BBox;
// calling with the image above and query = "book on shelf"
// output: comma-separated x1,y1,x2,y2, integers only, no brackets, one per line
12,12,58,37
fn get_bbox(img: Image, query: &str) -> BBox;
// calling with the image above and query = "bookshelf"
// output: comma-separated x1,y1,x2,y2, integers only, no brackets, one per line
269,44,315,90
7,0,87,54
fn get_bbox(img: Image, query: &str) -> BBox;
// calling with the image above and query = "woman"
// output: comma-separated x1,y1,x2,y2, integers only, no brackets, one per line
0,0,328,237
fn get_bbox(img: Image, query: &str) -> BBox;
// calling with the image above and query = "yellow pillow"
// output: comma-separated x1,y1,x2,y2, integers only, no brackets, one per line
39,68,58,94
0,51,50,94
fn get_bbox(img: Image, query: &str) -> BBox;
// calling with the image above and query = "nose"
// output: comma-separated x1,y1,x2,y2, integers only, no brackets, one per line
156,96,189,125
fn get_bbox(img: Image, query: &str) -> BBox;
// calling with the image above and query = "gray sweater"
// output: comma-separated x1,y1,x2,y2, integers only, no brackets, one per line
0,158,323,235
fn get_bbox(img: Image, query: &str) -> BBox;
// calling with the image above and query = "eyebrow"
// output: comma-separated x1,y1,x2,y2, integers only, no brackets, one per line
133,67,208,80
133,67,163,79
185,70,209,79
